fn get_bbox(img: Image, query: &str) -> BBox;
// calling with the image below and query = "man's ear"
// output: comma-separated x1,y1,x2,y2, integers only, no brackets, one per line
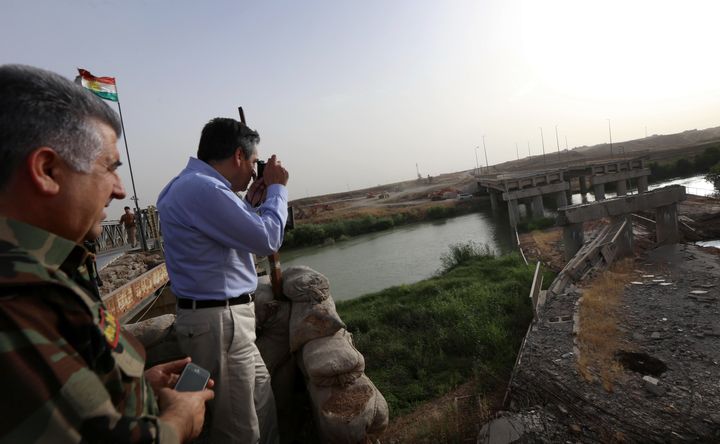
26,147,62,195
234,147,246,165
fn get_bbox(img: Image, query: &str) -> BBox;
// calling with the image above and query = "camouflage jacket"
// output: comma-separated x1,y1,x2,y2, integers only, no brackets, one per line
0,218,178,443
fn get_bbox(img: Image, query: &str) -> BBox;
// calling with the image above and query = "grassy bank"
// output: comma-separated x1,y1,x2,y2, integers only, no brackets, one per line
283,200,484,249
335,243,549,416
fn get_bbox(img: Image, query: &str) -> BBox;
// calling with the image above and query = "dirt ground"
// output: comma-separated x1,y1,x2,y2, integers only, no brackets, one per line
292,170,478,224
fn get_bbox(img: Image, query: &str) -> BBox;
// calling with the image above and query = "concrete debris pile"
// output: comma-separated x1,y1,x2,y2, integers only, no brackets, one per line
256,265,389,444
98,252,164,296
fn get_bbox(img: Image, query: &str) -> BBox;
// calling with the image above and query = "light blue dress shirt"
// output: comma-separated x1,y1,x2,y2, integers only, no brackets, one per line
157,157,288,300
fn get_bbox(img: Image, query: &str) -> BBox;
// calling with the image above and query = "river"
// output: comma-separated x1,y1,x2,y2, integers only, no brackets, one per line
283,211,514,301
283,175,716,301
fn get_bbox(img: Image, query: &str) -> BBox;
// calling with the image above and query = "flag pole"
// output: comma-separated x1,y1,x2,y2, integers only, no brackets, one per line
113,87,148,252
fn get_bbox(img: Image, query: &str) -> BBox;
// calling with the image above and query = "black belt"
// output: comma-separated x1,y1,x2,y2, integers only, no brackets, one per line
177,293,255,309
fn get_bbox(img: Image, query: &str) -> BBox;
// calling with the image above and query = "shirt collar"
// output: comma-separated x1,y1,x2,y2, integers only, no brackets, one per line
0,217,90,271
185,157,232,188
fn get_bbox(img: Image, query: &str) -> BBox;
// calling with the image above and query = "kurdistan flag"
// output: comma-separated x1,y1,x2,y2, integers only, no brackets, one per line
77,68,118,102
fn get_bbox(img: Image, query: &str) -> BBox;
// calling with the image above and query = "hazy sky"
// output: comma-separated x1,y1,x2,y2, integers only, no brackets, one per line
3,0,719,216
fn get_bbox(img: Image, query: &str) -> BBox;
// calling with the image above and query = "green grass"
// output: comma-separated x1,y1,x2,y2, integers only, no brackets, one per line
516,216,556,233
336,245,536,415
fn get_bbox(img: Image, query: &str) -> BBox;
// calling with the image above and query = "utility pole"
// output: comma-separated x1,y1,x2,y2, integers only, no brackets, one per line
482,135,489,174
645,125,648,138
473,147,479,176
527,141,531,157
565,135,568,150
607,118,614,158
539,127,546,164
555,124,560,153
515,143,519,160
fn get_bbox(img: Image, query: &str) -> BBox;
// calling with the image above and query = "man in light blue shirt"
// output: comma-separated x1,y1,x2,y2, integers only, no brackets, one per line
158,117,289,443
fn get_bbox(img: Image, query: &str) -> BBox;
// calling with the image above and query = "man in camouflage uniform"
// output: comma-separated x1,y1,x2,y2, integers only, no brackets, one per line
0,64,213,443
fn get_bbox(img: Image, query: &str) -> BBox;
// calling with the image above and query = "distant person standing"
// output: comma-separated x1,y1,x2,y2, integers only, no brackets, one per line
158,117,289,443
120,205,137,247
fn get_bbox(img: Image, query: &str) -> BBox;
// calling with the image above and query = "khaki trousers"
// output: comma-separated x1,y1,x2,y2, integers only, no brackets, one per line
176,302,278,444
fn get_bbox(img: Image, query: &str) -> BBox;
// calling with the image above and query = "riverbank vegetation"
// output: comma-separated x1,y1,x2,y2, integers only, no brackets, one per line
282,200,484,249
336,243,551,419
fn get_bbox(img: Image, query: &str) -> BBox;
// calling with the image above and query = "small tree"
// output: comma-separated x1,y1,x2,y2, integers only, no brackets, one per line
706,162,720,191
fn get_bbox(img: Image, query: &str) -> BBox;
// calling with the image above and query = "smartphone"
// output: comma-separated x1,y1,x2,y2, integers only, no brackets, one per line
175,362,210,392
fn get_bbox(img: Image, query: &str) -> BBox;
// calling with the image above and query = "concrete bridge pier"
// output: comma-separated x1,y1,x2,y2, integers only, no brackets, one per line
579,176,589,195
530,195,545,218
593,183,606,201
563,222,584,260
508,199,520,228
489,190,500,212
656,203,679,244
616,180,628,196
556,190,568,208
638,176,649,193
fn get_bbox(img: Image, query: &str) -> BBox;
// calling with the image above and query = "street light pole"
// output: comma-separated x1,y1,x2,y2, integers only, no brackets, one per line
555,125,560,153
527,141,531,157
482,135,489,174
474,146,480,176
515,143,519,160
607,118,614,158
539,127,546,164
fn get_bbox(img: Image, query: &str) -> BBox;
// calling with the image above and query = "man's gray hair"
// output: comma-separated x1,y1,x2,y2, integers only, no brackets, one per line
0,64,122,189
238,135,259,160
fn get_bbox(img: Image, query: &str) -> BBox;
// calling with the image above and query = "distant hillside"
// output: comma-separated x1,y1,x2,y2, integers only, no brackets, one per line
491,124,720,173
574,125,720,155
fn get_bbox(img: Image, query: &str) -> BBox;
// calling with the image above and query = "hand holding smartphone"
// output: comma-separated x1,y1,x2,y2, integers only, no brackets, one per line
175,362,210,392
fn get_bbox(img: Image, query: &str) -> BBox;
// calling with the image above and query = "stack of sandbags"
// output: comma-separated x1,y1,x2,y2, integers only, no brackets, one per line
123,314,183,367
282,266,345,352
254,280,298,442
282,266,389,443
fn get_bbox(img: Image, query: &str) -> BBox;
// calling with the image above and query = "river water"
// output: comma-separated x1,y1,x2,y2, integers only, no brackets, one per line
283,175,716,301
283,211,514,301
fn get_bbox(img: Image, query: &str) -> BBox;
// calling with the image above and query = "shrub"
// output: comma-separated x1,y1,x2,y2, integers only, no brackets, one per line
706,162,720,191
439,241,493,272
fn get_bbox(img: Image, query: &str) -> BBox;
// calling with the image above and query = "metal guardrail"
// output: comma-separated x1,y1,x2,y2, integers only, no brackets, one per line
515,228,529,266
503,260,543,407
529,261,543,321
95,207,162,252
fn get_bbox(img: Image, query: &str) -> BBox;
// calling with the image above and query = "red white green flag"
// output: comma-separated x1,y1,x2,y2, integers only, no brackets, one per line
77,68,118,102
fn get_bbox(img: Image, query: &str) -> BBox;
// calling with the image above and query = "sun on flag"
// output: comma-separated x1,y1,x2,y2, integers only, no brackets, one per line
77,68,118,102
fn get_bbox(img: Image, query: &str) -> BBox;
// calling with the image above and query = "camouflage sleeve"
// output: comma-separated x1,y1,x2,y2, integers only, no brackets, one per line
0,293,179,444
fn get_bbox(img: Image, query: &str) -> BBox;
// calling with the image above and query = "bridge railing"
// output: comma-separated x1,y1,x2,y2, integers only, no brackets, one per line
95,206,162,252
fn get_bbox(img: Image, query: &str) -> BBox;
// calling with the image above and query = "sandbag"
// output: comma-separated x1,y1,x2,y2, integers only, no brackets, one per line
307,374,389,444
302,329,364,387
124,314,175,347
289,297,345,352
123,314,182,367
254,280,279,330
282,266,331,303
